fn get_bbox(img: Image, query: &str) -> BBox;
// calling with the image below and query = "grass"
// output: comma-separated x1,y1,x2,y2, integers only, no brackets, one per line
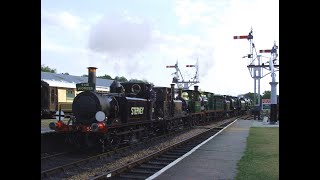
235,127,279,180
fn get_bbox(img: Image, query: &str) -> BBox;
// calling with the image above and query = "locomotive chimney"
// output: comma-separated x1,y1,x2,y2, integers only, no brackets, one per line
170,84,175,101
194,85,199,101
194,85,199,92
88,67,97,91
170,84,175,117
178,88,182,97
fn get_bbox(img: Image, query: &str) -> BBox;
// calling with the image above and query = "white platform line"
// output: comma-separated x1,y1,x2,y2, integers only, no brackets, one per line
146,119,238,180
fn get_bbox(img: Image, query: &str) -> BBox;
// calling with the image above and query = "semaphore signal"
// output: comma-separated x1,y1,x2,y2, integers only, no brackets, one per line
166,60,200,90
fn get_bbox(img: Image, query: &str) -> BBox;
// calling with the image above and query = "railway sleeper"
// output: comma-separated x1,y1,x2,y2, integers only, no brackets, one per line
171,149,190,154
180,144,198,150
130,168,156,175
64,170,79,176
119,172,149,179
139,164,164,170
165,151,185,156
154,157,175,163
147,160,171,166
161,154,181,159
157,156,176,161
213,127,224,130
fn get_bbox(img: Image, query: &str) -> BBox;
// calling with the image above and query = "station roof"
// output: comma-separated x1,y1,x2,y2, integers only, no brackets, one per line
41,72,114,90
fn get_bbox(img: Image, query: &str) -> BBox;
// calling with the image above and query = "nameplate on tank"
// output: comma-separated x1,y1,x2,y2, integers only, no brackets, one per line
131,107,144,115
76,83,95,91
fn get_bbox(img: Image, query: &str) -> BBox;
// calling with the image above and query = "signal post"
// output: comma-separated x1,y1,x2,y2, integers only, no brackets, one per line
234,29,279,123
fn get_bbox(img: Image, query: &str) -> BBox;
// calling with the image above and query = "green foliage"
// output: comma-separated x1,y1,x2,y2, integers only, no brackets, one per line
243,92,260,101
129,78,144,83
97,74,113,80
129,78,154,86
41,64,153,85
262,90,271,99
41,64,56,73
243,92,255,100
243,92,262,105
114,76,128,82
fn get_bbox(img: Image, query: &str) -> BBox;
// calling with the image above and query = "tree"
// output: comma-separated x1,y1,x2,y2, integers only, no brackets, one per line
129,79,145,83
243,92,262,105
61,72,69,75
262,90,271,99
82,74,88,77
97,74,113,80
243,92,255,100
129,79,153,86
115,76,128,82
41,64,56,73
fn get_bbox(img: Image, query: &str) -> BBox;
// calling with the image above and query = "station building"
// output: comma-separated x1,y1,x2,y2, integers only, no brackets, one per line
41,71,113,117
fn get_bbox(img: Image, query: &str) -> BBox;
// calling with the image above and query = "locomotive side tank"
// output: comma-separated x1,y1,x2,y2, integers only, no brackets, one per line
182,86,201,113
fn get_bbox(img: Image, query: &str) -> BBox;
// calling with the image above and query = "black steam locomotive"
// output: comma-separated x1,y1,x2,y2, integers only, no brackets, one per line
49,67,252,151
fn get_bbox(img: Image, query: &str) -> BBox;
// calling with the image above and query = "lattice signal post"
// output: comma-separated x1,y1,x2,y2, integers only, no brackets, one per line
260,42,279,124
166,60,200,90
234,29,279,123
234,29,262,108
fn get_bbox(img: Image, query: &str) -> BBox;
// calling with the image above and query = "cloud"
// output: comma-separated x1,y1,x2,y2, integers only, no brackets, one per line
88,13,153,57
41,10,91,49
41,0,279,96
41,11,84,31
175,0,230,26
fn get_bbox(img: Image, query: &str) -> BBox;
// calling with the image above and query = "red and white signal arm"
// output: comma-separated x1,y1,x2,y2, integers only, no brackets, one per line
262,99,271,104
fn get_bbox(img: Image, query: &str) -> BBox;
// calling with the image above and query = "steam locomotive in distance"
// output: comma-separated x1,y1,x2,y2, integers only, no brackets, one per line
49,67,252,151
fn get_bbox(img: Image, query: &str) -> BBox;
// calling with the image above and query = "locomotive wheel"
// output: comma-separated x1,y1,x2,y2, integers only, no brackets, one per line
166,121,173,131
106,134,121,150
65,133,83,149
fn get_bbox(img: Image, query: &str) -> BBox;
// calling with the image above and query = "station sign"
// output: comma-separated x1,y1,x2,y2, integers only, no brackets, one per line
76,83,95,91
262,99,271,110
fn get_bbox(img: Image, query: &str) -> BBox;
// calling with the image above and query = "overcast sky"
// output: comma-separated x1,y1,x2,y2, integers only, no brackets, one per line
41,0,279,97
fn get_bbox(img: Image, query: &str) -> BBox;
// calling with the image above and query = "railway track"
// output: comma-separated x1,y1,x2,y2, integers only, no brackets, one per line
242,114,254,120
41,151,70,160
41,124,195,179
90,117,237,180
41,116,243,179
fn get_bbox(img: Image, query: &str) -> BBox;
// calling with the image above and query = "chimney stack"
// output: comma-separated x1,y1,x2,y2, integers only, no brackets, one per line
194,85,199,92
170,84,175,101
88,67,97,91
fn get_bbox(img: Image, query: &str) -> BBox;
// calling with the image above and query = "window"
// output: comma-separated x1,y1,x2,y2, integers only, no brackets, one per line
66,89,75,101
51,89,55,104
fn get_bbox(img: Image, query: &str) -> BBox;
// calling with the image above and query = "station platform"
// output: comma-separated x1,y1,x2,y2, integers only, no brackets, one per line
148,118,278,180
41,128,54,134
